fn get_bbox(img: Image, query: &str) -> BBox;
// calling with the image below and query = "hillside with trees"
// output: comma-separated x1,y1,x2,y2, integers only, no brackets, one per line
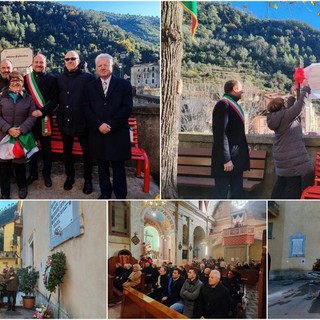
182,2,320,91
0,1,159,75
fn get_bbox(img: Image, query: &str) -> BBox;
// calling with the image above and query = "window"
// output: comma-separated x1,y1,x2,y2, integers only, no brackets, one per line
152,73,155,78
109,202,130,237
50,201,82,249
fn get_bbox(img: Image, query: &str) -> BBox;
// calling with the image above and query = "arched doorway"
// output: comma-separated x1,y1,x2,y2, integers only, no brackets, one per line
193,226,206,259
144,225,160,260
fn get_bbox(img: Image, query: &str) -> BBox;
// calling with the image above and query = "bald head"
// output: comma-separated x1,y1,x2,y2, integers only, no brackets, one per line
65,50,80,72
0,59,13,79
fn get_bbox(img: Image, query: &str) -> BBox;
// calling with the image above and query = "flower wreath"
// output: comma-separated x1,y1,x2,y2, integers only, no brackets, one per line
43,252,67,293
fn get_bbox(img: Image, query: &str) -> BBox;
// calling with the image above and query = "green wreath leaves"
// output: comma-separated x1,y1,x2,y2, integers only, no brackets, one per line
44,252,67,293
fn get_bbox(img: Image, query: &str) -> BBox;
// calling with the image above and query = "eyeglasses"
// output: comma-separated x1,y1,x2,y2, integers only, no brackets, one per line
65,57,78,61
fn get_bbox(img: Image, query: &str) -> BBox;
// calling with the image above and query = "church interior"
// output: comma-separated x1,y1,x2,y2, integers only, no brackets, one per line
108,200,267,319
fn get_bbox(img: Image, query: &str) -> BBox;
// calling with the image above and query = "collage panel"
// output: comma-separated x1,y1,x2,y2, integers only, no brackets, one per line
0,1,160,200
0,200,107,319
108,200,267,319
161,1,320,201
268,200,320,319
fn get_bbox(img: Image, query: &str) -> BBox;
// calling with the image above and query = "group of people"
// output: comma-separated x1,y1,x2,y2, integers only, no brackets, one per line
0,267,19,311
0,51,133,199
112,258,255,318
212,79,313,199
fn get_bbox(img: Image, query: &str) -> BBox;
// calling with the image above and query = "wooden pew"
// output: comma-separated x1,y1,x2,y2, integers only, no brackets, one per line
238,269,259,286
120,287,187,319
108,250,138,304
178,147,267,193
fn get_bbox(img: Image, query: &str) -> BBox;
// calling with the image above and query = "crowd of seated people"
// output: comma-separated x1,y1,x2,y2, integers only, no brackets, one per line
112,256,261,318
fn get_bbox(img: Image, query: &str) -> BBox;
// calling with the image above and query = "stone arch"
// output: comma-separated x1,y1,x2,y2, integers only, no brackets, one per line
193,226,206,259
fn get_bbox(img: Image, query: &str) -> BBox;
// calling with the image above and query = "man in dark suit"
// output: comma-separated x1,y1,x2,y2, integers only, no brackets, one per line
24,54,58,187
211,80,250,199
57,50,95,194
161,268,185,307
84,53,132,199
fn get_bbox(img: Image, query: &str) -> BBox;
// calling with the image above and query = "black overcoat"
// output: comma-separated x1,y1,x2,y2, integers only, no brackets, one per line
211,97,250,176
83,75,132,161
57,67,96,136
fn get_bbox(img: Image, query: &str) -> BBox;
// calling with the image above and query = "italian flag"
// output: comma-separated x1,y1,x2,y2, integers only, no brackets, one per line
0,133,39,160
181,1,198,38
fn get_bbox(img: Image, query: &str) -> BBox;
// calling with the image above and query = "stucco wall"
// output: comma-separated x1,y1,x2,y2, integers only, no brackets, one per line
22,201,106,319
269,201,320,280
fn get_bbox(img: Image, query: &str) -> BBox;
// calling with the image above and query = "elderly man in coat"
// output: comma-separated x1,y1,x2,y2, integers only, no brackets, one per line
84,53,133,199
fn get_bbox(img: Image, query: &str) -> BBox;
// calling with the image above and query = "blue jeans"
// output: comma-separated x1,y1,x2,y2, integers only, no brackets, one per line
170,301,184,313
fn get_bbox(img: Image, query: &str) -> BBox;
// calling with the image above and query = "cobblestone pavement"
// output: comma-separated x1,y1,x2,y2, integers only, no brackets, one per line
7,161,160,200
0,306,34,319
269,280,320,318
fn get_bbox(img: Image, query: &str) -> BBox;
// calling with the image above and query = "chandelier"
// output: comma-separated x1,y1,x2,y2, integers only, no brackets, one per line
144,200,167,216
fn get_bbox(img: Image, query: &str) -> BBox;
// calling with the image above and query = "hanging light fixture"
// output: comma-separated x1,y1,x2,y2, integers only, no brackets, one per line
144,200,167,216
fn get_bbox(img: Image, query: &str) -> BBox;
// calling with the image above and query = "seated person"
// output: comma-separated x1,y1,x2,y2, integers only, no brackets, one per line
161,268,185,307
122,264,142,289
199,267,211,285
148,266,169,301
222,270,241,315
114,263,125,279
114,263,132,291
142,262,153,291
194,270,231,319
170,268,203,318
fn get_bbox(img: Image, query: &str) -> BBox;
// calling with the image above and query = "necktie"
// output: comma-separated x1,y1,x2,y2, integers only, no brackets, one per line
103,81,108,96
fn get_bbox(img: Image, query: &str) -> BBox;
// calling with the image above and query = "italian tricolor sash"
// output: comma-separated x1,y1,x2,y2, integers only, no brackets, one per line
220,95,245,125
25,72,52,136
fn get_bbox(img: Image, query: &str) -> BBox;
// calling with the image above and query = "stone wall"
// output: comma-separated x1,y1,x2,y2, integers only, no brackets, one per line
270,269,312,281
178,132,320,199
132,101,160,181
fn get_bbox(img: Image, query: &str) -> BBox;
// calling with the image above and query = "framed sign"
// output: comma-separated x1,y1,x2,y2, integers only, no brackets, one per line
289,232,305,258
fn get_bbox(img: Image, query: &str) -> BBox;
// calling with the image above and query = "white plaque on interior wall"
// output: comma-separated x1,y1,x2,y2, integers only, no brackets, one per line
301,259,306,265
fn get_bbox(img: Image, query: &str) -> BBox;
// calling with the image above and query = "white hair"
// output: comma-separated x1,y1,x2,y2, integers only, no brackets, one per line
210,269,221,279
95,53,113,66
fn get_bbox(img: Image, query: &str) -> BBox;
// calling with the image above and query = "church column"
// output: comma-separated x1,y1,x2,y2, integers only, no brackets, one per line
176,208,184,265
130,202,142,260
188,217,194,262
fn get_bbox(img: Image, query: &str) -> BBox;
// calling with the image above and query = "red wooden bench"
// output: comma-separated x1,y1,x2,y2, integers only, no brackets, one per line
301,152,320,199
44,116,150,193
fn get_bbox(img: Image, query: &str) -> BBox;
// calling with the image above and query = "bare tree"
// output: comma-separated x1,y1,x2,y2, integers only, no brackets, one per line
181,75,265,134
161,2,183,198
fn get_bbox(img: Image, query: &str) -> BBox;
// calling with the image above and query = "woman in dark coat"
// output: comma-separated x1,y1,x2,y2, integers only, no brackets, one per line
0,71,36,199
267,80,314,198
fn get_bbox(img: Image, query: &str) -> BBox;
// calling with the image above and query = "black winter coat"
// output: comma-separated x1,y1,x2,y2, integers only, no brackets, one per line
211,95,250,176
57,66,95,136
83,75,132,161
194,282,231,319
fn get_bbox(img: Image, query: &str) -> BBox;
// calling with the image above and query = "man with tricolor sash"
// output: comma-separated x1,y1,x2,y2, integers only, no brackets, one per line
24,54,58,188
211,80,250,199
